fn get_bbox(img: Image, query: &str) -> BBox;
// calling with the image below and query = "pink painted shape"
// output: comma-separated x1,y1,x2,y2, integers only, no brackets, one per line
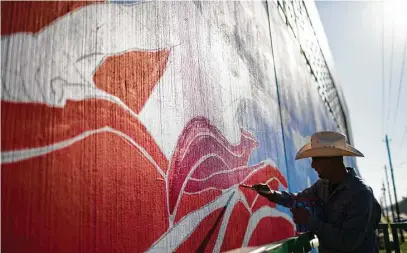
167,117,258,215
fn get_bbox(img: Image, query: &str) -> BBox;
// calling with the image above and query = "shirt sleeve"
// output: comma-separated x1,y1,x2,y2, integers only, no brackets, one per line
307,189,373,252
270,181,320,208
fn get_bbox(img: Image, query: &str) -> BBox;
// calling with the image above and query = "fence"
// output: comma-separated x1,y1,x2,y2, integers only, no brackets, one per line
378,222,407,253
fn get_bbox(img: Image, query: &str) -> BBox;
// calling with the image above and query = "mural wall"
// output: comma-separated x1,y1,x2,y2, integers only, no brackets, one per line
1,1,356,252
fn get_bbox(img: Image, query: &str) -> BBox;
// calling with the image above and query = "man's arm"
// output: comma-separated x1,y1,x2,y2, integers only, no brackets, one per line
256,181,320,208
307,190,373,252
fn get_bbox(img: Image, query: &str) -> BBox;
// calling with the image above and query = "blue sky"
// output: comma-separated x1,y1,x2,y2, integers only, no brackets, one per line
316,0,407,204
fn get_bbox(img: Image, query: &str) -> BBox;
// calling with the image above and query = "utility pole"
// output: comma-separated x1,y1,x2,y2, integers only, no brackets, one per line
381,182,389,220
385,165,396,222
379,197,386,223
385,134,404,243
385,135,401,222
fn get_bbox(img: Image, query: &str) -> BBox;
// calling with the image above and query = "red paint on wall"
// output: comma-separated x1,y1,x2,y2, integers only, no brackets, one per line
1,1,101,35
175,189,222,223
1,100,169,171
175,208,224,253
248,217,295,246
93,49,171,114
220,202,251,251
168,117,258,216
240,165,288,211
2,132,168,253
2,105,295,252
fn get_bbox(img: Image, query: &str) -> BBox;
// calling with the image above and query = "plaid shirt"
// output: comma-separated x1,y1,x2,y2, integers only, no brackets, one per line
273,168,381,253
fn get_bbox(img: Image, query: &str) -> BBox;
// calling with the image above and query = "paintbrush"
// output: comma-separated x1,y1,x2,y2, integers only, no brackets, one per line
239,184,272,194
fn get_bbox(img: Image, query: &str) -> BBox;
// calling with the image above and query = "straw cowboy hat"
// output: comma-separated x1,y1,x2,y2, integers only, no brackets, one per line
295,131,364,160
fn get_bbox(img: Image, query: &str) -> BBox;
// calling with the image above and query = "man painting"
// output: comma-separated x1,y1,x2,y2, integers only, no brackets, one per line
253,131,381,253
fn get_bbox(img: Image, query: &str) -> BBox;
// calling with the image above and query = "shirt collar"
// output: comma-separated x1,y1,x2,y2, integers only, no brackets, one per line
335,167,356,191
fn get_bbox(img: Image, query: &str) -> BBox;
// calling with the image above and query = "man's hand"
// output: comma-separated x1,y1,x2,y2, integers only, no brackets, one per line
290,207,310,224
250,184,277,202
251,184,272,193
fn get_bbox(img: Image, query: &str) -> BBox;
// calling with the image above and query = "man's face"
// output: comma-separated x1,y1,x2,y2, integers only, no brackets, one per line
311,157,333,180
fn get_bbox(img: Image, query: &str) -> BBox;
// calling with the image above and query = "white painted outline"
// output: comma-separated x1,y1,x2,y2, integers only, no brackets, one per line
189,163,264,182
179,131,258,162
172,156,267,216
146,190,236,253
183,187,222,195
171,153,218,217
242,206,295,247
1,126,166,179
250,177,285,209
212,188,249,253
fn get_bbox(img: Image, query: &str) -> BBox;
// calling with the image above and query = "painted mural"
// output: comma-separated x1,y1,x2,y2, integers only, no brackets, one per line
1,1,355,253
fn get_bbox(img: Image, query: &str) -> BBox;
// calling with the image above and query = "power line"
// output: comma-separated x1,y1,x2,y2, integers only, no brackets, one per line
395,126,407,175
385,17,395,134
390,30,407,136
398,126,407,159
399,158,407,168
381,3,386,136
